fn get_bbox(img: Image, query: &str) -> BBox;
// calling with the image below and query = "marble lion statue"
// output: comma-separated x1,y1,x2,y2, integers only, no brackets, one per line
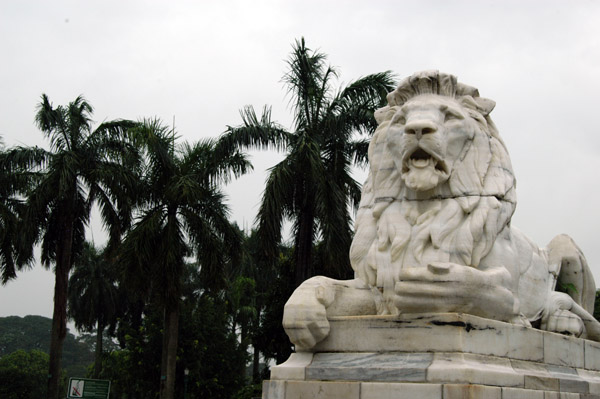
283,70,600,350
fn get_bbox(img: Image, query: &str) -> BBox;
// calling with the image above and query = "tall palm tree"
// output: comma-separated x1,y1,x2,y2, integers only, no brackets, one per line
18,94,141,399
67,241,118,378
120,121,250,399
219,38,395,287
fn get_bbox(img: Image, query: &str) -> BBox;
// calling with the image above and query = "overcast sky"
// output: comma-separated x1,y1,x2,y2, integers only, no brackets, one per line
1,0,600,321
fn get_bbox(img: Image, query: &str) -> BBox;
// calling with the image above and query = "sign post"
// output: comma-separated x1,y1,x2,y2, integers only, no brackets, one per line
67,378,111,399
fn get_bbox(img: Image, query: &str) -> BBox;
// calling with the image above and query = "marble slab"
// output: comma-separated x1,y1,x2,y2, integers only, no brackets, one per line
502,387,544,399
443,384,501,399
310,314,600,368
284,381,360,399
306,352,432,382
261,380,600,399
585,341,600,370
545,333,585,368
360,382,442,399
427,352,523,387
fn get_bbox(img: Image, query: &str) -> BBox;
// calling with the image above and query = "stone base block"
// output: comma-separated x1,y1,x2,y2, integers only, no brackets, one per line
263,314,600,399
263,381,600,399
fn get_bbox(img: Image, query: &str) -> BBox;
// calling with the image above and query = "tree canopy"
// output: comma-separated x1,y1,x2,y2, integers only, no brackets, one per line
220,38,395,286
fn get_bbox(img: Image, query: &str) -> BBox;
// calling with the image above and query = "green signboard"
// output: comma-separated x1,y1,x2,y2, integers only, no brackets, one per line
67,378,110,399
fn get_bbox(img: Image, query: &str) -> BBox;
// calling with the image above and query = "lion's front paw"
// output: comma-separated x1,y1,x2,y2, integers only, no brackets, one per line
283,302,329,350
282,278,334,350
393,263,516,321
544,309,584,337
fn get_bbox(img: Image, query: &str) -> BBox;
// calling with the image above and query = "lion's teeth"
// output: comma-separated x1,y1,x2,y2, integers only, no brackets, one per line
411,158,431,168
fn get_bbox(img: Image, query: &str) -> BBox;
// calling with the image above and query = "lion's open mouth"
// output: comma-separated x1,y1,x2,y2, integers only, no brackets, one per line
404,148,448,175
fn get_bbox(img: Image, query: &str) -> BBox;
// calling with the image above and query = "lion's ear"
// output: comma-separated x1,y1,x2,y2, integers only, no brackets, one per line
459,96,496,117
474,97,496,116
374,106,391,124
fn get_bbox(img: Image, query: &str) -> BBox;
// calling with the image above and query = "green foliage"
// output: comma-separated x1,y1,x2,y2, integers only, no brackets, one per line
557,281,578,296
233,383,262,399
0,315,93,379
68,242,119,333
179,292,247,399
98,279,247,399
253,247,294,365
0,136,40,283
68,241,120,377
0,349,53,399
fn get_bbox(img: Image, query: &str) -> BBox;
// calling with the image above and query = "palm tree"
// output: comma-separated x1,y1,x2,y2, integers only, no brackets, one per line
120,121,250,399
0,137,40,282
219,38,395,287
67,241,118,378
18,95,140,399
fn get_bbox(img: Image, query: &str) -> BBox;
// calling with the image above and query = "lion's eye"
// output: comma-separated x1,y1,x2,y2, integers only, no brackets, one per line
394,115,406,125
444,112,461,123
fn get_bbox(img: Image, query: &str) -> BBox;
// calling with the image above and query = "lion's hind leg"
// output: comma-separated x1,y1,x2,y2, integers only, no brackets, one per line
547,234,595,312
543,234,600,340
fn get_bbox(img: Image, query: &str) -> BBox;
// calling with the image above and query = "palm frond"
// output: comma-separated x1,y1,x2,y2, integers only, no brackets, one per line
219,105,291,154
284,38,335,131
256,157,296,255
348,138,370,168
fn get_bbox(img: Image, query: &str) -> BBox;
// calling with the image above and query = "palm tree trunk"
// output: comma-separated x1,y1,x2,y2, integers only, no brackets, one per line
295,205,315,287
159,300,179,399
241,321,249,381
47,214,74,399
94,319,104,378
252,345,260,383
252,308,261,383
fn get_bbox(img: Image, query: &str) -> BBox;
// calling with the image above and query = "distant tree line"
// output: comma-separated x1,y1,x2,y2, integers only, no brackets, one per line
0,38,394,399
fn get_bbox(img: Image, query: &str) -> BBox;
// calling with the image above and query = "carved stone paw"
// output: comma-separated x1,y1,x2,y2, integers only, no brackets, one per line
282,278,334,350
393,262,516,321
544,309,584,337
542,292,585,337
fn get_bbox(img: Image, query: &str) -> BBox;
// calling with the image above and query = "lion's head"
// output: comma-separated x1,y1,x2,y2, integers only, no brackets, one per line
350,71,517,314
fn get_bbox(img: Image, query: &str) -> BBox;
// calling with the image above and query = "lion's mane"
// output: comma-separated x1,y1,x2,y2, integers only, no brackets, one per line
350,71,517,314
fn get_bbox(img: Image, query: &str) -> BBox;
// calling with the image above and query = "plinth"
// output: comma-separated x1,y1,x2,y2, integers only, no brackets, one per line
263,313,600,398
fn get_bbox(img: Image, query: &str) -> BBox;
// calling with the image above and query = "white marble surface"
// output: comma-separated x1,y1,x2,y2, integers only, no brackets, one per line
313,314,545,363
427,352,523,387
502,387,544,399
282,71,600,351
443,384,502,399
285,381,360,399
585,340,600,370
270,352,314,381
544,333,585,368
361,383,442,399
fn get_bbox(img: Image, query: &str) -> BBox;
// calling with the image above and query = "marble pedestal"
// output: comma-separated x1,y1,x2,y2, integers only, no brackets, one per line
263,313,600,399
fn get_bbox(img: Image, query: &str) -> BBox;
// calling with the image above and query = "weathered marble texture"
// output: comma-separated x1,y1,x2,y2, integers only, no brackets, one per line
282,71,600,351
265,315,600,399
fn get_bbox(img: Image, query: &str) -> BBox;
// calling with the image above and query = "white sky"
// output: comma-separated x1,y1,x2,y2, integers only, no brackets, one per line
1,0,600,320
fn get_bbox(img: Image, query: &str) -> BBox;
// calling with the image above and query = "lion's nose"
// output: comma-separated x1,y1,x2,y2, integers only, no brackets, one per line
404,120,437,139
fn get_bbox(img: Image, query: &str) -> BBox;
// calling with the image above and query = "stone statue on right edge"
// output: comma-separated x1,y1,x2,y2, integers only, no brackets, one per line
283,70,600,350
